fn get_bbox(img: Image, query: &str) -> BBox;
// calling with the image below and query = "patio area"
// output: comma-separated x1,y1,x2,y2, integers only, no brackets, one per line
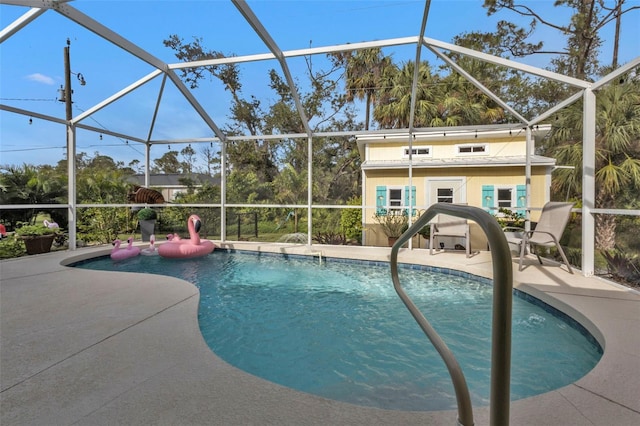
1,243,639,425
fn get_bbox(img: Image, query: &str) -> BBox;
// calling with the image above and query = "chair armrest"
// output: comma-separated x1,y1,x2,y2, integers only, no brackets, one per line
502,226,525,233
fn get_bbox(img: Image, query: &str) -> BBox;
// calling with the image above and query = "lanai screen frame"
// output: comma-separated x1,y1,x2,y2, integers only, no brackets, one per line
1,0,639,277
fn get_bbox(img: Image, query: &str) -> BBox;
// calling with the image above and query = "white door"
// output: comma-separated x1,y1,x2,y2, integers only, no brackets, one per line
427,178,466,206
426,178,466,249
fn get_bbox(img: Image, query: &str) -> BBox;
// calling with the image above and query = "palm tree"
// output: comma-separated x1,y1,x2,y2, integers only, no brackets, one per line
344,48,392,130
374,60,439,128
373,59,504,128
548,74,640,250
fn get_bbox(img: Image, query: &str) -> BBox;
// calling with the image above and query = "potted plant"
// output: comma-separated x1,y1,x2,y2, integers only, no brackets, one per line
15,224,59,255
373,211,409,246
137,208,158,242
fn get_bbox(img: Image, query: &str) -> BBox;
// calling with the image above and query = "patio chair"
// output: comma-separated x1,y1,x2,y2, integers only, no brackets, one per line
504,201,575,273
429,214,471,258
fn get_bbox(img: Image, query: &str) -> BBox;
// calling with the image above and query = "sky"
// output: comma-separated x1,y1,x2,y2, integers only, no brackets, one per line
1,0,639,169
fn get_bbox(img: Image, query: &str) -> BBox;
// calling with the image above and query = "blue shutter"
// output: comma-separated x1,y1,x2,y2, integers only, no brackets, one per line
516,185,526,216
376,186,387,215
482,185,494,214
404,185,417,216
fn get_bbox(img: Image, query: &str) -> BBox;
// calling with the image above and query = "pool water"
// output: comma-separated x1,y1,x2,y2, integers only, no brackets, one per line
75,251,602,411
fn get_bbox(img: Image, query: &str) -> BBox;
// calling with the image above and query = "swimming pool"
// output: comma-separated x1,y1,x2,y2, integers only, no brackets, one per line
74,250,602,411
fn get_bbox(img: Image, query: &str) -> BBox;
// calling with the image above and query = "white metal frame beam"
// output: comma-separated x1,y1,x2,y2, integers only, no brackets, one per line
426,44,530,125
582,88,597,276
424,37,591,89
72,70,163,125
0,6,45,42
232,0,312,136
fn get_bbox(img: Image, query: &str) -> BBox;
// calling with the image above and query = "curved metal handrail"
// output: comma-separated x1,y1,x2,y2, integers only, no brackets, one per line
390,203,513,426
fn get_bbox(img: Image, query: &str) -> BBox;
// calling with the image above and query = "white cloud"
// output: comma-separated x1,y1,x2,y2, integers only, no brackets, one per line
25,73,55,85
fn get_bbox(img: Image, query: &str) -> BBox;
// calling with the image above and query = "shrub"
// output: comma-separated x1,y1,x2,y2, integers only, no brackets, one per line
373,211,408,238
313,232,349,245
496,208,525,229
601,248,640,288
340,196,362,243
15,224,57,237
0,235,26,258
137,208,157,221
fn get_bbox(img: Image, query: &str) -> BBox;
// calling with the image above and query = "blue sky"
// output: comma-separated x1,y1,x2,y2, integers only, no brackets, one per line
1,0,638,169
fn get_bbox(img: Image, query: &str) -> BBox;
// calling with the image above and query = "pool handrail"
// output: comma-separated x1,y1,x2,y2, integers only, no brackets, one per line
390,203,513,426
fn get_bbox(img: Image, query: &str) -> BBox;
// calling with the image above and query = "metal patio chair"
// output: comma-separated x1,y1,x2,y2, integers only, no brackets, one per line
429,213,472,258
504,201,575,273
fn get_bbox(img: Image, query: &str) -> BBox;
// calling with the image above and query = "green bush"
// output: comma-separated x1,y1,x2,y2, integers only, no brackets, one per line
340,196,362,243
0,235,26,258
137,208,157,221
601,248,640,288
15,224,57,237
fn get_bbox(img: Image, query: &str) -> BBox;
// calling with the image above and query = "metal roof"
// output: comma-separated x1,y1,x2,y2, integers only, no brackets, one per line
362,155,556,170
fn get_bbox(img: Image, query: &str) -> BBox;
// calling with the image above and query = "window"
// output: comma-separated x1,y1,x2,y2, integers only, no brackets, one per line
403,146,432,158
457,144,487,155
497,188,513,207
437,188,454,203
388,188,403,213
376,185,416,215
482,184,526,215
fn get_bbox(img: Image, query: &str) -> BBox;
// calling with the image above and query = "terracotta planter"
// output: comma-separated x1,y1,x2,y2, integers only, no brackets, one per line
21,234,56,255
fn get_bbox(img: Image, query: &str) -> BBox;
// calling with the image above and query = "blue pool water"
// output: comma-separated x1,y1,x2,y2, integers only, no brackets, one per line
74,251,602,411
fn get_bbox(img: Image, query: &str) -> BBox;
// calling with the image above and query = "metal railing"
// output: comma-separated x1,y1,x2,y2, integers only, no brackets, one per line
390,203,513,426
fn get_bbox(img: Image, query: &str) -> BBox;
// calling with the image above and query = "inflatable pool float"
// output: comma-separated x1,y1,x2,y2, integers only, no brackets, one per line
166,233,181,241
158,215,215,259
141,234,159,256
111,237,141,260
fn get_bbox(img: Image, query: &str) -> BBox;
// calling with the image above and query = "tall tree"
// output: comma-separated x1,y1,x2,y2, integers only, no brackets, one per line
483,0,639,79
373,60,439,128
164,33,361,207
546,73,640,250
331,48,392,130
373,59,506,128
180,145,196,174
76,158,131,243
448,31,532,121
164,35,278,182
273,163,307,232
153,150,182,174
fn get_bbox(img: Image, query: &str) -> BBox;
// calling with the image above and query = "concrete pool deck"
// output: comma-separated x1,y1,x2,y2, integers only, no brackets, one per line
1,242,639,425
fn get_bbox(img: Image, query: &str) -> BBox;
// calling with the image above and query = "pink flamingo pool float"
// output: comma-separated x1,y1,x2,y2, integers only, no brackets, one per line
158,214,215,259
111,237,141,260
43,219,59,228
141,234,158,256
